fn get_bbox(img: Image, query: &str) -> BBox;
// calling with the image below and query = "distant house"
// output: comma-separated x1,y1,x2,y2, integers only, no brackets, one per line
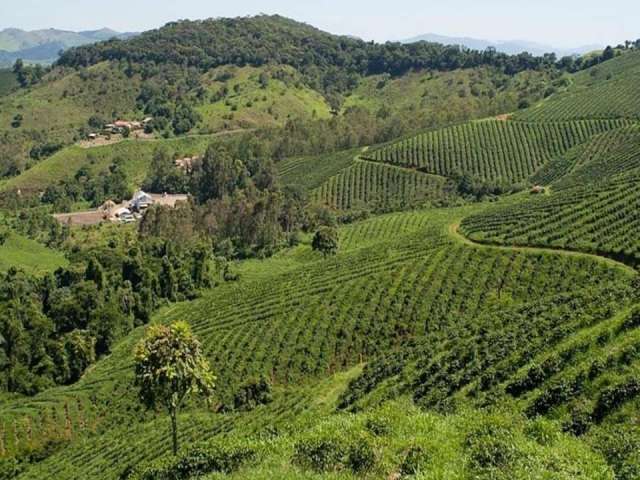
88,133,97,140
530,185,546,195
130,191,154,211
175,156,198,173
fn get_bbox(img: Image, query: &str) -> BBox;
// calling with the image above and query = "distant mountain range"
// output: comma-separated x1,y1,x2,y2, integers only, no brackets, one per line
0,28,137,67
403,33,602,57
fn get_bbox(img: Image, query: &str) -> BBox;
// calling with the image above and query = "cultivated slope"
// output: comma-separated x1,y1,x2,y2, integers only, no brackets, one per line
3,206,637,479
362,119,627,184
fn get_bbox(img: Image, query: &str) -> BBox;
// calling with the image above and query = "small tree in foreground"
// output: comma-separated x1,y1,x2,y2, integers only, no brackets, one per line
134,321,215,455
312,226,339,257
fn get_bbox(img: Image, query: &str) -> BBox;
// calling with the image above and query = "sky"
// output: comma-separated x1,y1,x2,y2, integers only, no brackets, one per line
0,0,638,47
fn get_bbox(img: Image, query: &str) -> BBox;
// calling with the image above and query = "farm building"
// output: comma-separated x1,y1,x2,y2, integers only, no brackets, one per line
130,191,154,211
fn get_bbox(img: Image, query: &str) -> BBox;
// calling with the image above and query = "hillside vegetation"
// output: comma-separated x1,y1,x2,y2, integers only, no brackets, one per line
363,119,627,184
2,16,640,480
2,206,638,479
0,231,67,274
0,70,17,97
514,50,640,121
311,159,454,212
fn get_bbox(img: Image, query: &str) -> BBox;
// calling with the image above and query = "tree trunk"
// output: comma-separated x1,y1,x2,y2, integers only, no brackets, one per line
170,407,178,455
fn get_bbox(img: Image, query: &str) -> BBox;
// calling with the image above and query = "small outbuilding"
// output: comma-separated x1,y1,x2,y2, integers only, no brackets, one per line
130,190,154,211
530,185,546,195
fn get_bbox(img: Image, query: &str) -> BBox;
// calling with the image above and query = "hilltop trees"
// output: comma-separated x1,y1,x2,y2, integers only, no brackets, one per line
134,321,215,455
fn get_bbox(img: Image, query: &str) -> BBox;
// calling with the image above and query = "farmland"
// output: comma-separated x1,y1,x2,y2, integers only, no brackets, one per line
1,14,640,480
514,50,640,121
311,159,454,211
363,119,628,184
2,204,639,479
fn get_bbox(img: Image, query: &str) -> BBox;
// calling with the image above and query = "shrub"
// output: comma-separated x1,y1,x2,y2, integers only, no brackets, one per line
465,420,521,471
293,436,346,472
592,378,640,422
128,440,256,479
400,445,430,476
293,428,376,474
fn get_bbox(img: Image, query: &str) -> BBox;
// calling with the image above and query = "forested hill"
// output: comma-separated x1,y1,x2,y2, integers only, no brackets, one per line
57,15,559,86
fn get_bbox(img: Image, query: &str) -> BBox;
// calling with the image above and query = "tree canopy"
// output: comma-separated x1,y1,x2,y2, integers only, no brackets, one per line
134,321,215,455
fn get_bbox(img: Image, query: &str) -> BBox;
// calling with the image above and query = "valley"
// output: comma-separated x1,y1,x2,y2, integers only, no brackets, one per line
0,13,639,480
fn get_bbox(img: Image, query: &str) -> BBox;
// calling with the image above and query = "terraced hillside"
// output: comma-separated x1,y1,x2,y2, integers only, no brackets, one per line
362,119,627,184
460,124,640,267
514,50,640,121
2,205,637,479
311,159,454,211
277,149,358,192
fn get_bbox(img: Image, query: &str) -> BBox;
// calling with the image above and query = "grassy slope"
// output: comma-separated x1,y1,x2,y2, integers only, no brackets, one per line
344,67,554,124
0,132,245,193
197,65,331,132
0,62,141,141
0,232,68,274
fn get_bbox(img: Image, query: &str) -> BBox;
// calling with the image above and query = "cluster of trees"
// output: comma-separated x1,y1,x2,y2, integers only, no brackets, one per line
41,158,131,211
0,231,218,395
556,44,637,73
136,80,202,136
57,15,565,100
12,59,47,88
141,142,334,258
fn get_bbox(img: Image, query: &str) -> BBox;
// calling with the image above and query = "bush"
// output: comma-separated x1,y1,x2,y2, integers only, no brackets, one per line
465,420,521,471
592,378,640,422
128,441,257,479
293,437,345,472
400,445,430,476
293,428,376,474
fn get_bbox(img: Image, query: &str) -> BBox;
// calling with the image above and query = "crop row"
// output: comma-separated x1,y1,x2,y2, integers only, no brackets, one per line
461,172,640,266
363,119,628,183
311,160,451,211
515,68,640,122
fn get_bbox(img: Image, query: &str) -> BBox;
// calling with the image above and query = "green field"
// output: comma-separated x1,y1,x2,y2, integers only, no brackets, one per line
312,159,454,211
0,231,68,273
460,123,640,266
277,149,359,192
2,204,638,479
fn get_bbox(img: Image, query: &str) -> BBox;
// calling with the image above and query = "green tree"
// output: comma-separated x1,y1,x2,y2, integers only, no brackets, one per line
312,226,339,257
196,144,246,202
134,322,215,455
